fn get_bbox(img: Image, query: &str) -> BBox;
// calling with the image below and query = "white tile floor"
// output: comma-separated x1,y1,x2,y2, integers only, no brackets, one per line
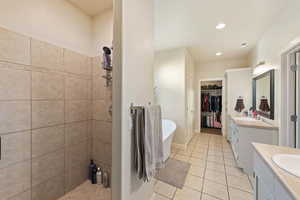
152,133,254,200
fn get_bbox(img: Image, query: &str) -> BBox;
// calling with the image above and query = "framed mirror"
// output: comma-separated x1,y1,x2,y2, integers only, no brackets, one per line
253,69,275,119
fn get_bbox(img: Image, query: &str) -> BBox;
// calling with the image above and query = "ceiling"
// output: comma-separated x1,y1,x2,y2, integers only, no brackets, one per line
67,0,112,16
154,0,289,62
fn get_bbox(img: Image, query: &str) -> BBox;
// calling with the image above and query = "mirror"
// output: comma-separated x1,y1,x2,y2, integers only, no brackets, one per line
253,70,275,119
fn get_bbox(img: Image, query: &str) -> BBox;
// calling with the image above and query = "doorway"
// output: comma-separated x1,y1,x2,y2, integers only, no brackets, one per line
282,43,300,148
200,80,223,135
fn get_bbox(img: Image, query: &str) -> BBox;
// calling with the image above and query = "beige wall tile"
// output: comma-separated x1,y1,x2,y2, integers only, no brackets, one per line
31,39,63,70
87,80,92,100
32,149,64,187
9,190,31,200
65,100,89,123
65,140,88,169
93,76,106,100
92,56,105,77
92,120,112,143
32,175,65,200
63,49,91,76
0,28,30,65
0,68,30,100
65,163,87,193
32,100,64,129
0,101,31,134
65,121,88,146
93,100,111,121
65,77,88,100
32,125,65,158
0,160,31,199
0,131,31,169
92,140,111,165
32,71,64,100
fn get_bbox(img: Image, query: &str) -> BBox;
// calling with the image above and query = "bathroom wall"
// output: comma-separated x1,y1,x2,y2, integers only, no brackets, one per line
112,0,155,199
250,0,300,146
154,48,196,148
92,9,114,56
0,27,93,200
154,48,186,145
0,0,93,56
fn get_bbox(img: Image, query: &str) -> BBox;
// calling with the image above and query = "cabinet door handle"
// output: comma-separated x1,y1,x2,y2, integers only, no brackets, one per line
255,176,259,200
0,136,1,160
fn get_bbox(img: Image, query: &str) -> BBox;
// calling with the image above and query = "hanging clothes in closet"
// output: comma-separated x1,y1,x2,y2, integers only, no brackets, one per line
201,86,222,129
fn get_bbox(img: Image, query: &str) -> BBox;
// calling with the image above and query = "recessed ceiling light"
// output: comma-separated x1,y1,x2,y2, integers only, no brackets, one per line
241,42,248,48
216,23,226,30
216,52,223,56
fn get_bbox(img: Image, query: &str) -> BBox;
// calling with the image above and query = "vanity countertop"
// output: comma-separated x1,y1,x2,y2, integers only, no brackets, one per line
229,115,278,130
253,143,300,200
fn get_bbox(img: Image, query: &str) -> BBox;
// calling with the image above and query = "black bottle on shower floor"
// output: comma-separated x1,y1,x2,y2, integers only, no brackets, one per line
89,160,96,180
91,166,98,184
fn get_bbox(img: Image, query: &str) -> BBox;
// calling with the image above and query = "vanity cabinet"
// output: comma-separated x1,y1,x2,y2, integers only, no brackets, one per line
229,118,278,174
254,151,294,200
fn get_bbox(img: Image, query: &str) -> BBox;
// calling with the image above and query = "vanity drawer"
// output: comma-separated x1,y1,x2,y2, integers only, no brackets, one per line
254,152,275,193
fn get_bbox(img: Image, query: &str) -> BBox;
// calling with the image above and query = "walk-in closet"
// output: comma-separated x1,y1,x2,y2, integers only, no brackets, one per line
200,80,222,135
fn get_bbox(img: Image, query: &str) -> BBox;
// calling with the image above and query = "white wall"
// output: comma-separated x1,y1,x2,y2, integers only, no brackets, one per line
194,58,250,132
0,0,93,56
112,0,155,199
154,48,186,145
92,9,114,56
250,0,300,145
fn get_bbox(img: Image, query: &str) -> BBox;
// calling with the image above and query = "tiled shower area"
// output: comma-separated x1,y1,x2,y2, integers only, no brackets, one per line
0,26,112,200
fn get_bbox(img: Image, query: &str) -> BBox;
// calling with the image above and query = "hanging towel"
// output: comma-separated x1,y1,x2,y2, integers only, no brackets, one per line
144,105,164,180
131,107,146,180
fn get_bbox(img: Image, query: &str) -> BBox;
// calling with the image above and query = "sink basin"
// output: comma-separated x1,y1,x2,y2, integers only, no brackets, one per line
272,154,300,178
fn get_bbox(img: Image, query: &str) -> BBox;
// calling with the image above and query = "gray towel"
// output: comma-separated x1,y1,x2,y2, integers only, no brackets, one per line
131,107,147,180
145,105,164,179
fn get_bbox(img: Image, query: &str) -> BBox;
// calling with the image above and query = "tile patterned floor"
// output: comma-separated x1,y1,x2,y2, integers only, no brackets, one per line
152,133,254,200
58,181,111,200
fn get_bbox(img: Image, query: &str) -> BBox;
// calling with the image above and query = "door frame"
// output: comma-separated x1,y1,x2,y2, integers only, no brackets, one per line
281,41,300,147
198,78,225,136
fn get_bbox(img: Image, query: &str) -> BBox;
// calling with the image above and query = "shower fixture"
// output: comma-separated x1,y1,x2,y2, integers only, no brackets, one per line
101,46,113,87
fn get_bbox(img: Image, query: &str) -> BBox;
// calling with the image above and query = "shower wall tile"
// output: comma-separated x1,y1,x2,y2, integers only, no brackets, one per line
0,101,31,134
65,140,88,170
32,125,65,158
0,27,30,65
0,27,99,199
92,56,104,77
65,162,88,193
32,149,65,187
93,76,106,100
63,49,91,76
65,77,89,100
31,39,63,71
32,71,64,100
0,131,31,169
32,175,65,200
32,100,64,129
0,160,31,199
65,121,88,146
0,67,30,100
93,100,111,121
65,100,89,123
9,190,31,200
93,120,112,143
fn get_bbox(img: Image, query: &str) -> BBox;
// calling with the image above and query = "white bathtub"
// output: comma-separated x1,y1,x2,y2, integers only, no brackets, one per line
162,119,177,162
